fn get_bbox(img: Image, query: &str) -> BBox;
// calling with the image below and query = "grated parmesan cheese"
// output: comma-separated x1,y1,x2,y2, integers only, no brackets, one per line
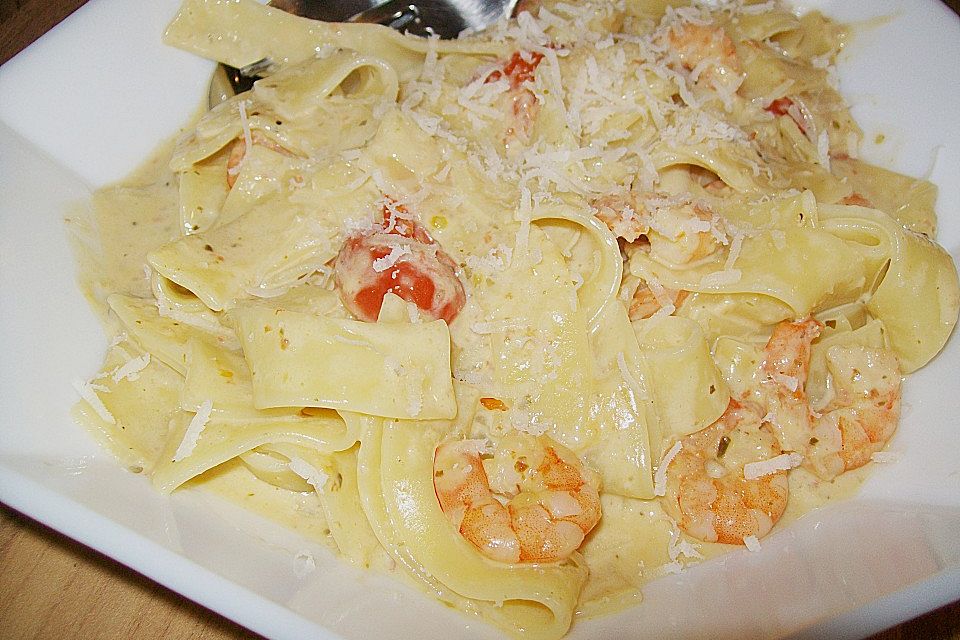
288,456,329,492
341,216,374,236
173,400,213,462
372,244,412,272
465,245,513,277
654,441,683,496
816,130,831,171
72,378,115,425
110,354,150,383
700,231,743,287
646,276,677,318
155,298,240,349
666,519,703,564
743,452,803,480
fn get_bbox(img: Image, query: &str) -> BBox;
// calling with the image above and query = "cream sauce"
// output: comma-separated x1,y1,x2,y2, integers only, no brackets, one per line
70,115,882,632
575,463,867,618
194,459,337,547
67,137,183,313
70,134,339,554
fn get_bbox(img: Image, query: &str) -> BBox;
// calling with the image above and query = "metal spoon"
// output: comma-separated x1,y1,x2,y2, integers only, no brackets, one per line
209,0,519,104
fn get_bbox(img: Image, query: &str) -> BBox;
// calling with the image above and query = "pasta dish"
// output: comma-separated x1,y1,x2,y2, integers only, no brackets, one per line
69,0,960,637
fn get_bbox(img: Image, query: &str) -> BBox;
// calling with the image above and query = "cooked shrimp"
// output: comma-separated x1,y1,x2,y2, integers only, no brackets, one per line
485,50,546,143
485,50,545,90
629,283,688,320
759,316,822,454
592,193,721,266
667,23,742,89
762,316,822,389
334,199,466,324
507,88,540,143
661,400,789,545
225,132,292,189
808,345,901,478
759,318,902,479
433,435,601,563
765,96,810,136
592,193,648,243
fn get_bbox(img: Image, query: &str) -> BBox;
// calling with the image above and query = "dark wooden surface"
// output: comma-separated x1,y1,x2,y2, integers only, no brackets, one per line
2,0,959,638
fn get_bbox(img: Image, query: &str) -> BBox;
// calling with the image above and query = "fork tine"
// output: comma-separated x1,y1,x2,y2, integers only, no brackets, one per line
352,0,517,38
212,0,519,104
350,1,421,27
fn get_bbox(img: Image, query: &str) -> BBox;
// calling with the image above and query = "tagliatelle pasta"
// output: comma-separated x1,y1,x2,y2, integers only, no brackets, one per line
69,1,959,638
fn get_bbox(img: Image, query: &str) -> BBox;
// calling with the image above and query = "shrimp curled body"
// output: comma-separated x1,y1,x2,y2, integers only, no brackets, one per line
434,436,601,563
760,316,822,454
662,400,789,545
592,192,721,265
759,317,902,479
809,345,901,478
667,23,743,90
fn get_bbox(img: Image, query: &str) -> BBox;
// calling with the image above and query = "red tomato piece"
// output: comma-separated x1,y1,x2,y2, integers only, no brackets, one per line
765,96,793,117
765,96,808,135
485,50,545,89
334,203,465,324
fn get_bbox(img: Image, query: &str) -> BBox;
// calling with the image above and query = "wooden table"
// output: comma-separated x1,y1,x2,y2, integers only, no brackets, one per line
2,1,959,638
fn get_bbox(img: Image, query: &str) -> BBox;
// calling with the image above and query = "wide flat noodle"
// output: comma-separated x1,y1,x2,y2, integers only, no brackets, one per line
819,204,960,372
584,301,657,498
73,340,181,473
164,0,505,82
357,412,588,640
151,403,358,493
633,315,729,440
476,225,595,447
70,2,960,639
630,224,873,317
147,181,344,311
832,156,938,236
108,293,238,374
232,305,457,419
317,445,385,568
172,52,398,170
532,205,623,333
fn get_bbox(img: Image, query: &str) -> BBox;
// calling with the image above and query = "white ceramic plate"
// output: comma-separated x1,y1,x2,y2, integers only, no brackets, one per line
1,2,958,638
